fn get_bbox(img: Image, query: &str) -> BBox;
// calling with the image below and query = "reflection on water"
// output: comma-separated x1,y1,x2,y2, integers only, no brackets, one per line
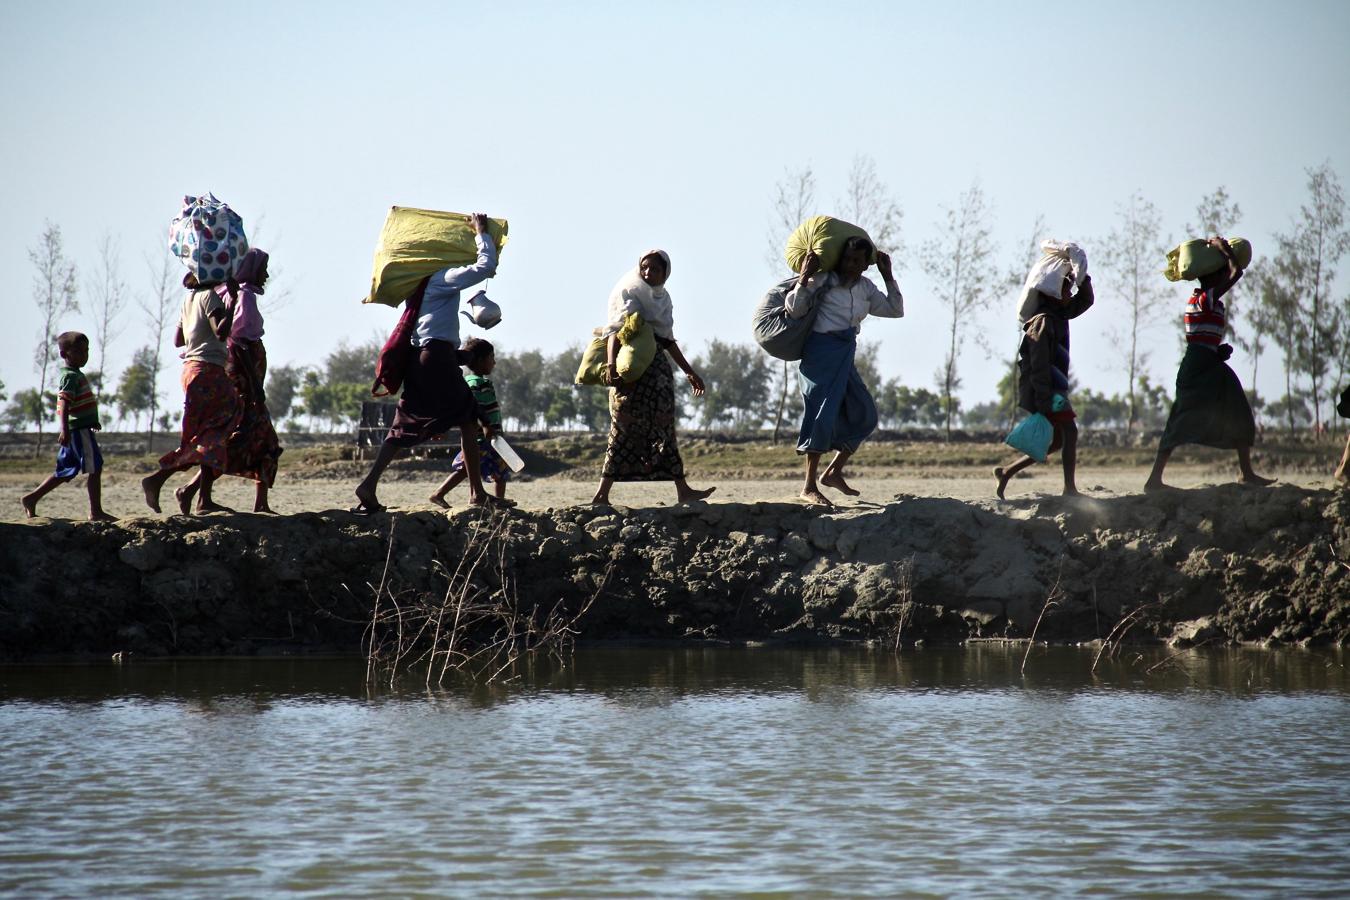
1,646,1347,897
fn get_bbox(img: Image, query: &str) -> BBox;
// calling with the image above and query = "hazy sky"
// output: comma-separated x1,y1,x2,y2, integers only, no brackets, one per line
3,0,1349,421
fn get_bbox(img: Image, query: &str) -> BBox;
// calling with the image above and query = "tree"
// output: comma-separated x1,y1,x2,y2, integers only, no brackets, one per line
265,363,303,426
29,222,79,452
89,232,128,402
921,181,996,439
765,165,817,443
139,252,179,452
691,339,773,432
116,346,158,430
3,388,50,434
1099,191,1168,432
837,154,904,263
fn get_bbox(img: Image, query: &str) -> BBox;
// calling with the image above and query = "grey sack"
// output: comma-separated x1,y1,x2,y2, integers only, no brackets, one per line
752,276,819,361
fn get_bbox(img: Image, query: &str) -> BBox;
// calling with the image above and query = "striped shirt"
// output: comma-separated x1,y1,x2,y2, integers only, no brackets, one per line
1184,287,1225,347
58,366,100,430
466,374,501,427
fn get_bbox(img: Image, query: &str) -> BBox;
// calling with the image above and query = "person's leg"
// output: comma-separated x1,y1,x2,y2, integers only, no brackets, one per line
993,457,1036,499
196,466,231,513
1143,447,1175,491
87,469,115,521
459,423,489,505
590,476,615,505
355,440,401,510
253,480,273,514
1336,432,1350,485
21,474,73,517
674,476,716,503
820,449,859,495
801,452,832,506
176,471,201,515
141,468,180,512
1060,420,1080,496
430,470,468,508
1236,446,1275,486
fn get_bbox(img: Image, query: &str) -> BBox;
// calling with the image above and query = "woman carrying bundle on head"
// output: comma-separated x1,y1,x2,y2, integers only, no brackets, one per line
786,236,903,507
590,250,715,506
1144,236,1273,491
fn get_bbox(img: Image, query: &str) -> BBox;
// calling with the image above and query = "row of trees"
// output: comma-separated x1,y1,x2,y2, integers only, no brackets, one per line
9,161,1348,441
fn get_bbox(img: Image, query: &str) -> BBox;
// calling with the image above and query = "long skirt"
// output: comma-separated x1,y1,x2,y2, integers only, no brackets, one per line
797,329,878,454
386,339,477,449
1159,345,1257,451
601,351,685,481
220,338,282,486
158,361,241,475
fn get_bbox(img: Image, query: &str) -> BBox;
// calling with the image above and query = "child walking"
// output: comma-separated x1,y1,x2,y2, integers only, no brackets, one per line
21,332,115,521
429,338,516,508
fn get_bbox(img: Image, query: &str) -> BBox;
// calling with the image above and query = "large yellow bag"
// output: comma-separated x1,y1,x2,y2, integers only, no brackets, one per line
362,206,509,307
1163,238,1252,282
784,215,876,274
575,314,657,386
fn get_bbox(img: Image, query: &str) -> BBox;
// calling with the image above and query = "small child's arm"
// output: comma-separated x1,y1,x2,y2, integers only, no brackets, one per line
57,392,71,446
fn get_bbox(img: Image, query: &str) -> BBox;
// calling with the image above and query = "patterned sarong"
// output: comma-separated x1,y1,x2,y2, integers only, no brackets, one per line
601,351,685,481
221,338,282,486
158,361,242,474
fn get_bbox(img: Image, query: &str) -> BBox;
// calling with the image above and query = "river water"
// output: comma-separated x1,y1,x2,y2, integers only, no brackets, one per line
2,646,1347,897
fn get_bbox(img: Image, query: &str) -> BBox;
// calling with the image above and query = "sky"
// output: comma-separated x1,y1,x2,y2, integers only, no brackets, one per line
3,0,1349,423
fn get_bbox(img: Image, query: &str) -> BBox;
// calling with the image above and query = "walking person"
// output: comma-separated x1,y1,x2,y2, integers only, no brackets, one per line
1144,237,1274,491
354,213,499,513
429,338,516,508
787,237,903,506
590,250,715,506
177,247,283,513
141,274,242,514
21,332,116,521
995,243,1094,499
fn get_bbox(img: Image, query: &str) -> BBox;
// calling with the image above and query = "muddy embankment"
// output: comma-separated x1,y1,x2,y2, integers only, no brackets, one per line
2,483,1348,657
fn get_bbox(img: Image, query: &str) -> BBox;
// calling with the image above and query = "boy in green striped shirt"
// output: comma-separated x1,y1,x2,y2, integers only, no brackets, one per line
21,332,115,520
430,338,515,508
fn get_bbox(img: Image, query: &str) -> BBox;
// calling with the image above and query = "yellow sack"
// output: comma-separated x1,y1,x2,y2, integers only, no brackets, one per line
1163,237,1252,282
575,313,656,385
362,206,509,306
785,215,876,274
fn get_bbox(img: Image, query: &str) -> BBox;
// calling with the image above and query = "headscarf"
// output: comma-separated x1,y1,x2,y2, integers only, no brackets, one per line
604,249,675,340
1017,240,1087,325
233,248,269,294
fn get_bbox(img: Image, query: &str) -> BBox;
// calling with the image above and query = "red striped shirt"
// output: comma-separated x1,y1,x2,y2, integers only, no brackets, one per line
1184,287,1225,347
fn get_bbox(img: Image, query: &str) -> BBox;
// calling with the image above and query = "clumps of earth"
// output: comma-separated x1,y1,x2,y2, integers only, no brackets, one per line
2,483,1347,657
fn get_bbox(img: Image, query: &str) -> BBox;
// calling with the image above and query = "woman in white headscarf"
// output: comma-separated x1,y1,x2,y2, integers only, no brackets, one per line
590,249,715,505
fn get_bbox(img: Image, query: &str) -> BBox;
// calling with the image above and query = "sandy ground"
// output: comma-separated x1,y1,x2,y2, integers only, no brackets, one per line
5,463,1337,523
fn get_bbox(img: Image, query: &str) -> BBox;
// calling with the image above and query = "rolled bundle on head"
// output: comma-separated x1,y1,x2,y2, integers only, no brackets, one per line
1163,238,1252,282
1017,240,1088,324
785,215,877,274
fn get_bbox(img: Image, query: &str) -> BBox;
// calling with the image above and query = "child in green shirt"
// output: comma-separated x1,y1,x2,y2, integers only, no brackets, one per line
21,332,115,520
430,338,516,508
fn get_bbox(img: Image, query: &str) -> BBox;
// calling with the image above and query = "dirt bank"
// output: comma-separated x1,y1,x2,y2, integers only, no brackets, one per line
3,483,1346,657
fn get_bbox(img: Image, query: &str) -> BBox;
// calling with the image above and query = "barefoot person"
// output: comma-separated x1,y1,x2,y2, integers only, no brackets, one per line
141,274,242,514
995,242,1094,499
590,250,715,506
1145,236,1273,491
177,248,283,513
21,332,116,521
786,238,903,506
429,338,516,509
354,213,498,513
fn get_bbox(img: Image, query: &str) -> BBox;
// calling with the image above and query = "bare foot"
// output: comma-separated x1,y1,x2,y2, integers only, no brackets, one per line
89,511,117,522
1143,479,1175,493
253,504,276,515
589,495,611,506
676,485,716,503
800,488,833,507
21,494,38,518
142,475,164,513
1238,474,1276,487
1062,486,1082,497
993,467,1011,500
429,494,450,509
820,472,860,497
354,485,380,512
175,484,198,516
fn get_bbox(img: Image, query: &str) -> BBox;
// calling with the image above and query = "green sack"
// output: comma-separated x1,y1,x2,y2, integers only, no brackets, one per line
785,215,877,275
575,313,655,385
363,206,509,307
1162,237,1252,282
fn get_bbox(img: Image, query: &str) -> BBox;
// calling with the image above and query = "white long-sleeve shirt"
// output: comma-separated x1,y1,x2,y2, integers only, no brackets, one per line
785,272,904,333
414,232,498,347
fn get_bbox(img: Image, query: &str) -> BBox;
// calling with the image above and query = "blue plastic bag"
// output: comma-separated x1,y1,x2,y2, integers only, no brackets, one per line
1006,413,1053,463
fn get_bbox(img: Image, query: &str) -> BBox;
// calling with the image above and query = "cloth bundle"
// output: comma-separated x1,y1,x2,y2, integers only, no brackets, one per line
784,215,876,274
575,313,657,386
752,276,820,361
1017,240,1088,324
168,194,249,284
1163,238,1252,282
364,206,509,307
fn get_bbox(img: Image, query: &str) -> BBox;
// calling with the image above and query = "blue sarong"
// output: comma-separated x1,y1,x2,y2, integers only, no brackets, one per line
797,329,877,454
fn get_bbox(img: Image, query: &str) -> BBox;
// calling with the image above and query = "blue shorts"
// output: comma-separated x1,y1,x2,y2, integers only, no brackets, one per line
55,428,102,479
